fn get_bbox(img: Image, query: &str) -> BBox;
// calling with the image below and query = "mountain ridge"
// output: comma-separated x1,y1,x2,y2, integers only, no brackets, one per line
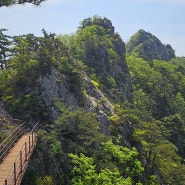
0,16,185,185
126,29,176,61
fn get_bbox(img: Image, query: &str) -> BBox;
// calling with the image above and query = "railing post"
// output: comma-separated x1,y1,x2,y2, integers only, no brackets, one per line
25,142,27,161
20,151,23,173
14,162,16,185
29,136,31,153
4,179,7,185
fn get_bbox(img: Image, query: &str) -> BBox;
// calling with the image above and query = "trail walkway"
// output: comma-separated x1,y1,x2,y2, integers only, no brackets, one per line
0,123,38,185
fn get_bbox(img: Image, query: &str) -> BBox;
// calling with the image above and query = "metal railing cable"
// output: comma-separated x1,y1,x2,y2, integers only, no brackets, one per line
2,122,39,185
0,123,26,162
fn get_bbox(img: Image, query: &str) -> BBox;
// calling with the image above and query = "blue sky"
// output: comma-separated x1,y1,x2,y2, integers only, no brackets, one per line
0,0,184,56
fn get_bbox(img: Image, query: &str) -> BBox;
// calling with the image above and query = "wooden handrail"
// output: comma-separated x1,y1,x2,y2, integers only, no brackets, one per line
31,122,39,133
2,122,39,185
0,123,26,162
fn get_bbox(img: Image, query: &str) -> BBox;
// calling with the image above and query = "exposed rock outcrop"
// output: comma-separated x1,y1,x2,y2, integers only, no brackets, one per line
99,18,115,34
37,69,78,120
36,18,133,133
126,29,176,61
37,69,114,134
79,17,133,103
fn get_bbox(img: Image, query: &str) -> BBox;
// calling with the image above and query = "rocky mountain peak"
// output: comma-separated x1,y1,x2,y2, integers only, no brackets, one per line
78,16,132,102
99,18,115,34
79,16,115,34
126,29,176,61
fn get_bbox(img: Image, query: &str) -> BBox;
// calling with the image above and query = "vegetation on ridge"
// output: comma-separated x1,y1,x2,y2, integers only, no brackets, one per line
126,29,175,61
0,16,185,184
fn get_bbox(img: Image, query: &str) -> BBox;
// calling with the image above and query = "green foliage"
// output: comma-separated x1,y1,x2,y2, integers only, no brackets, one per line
160,114,185,155
0,131,5,142
23,173,55,185
36,102,144,184
69,140,143,185
98,169,132,185
34,102,108,184
0,0,46,7
21,170,39,185
1,16,185,185
49,141,63,157
154,141,185,185
39,128,63,158
126,29,175,61
127,54,185,119
170,57,185,68
68,153,97,185
106,76,116,88
91,80,100,88
102,140,144,180
36,175,55,185
0,0,12,6
0,31,74,120
63,15,127,103
55,101,106,155
109,103,140,137
127,54,185,184
23,171,56,185
132,117,185,184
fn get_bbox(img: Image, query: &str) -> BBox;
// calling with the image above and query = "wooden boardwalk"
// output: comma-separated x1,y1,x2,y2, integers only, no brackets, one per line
0,123,38,185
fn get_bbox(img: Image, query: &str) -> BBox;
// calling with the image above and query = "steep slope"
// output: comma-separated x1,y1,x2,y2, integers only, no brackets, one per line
37,68,114,134
126,29,175,61
0,108,14,142
72,16,133,103
127,55,185,185
34,17,133,135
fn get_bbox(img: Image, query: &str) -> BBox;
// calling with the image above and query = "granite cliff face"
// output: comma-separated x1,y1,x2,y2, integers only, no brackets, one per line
78,17,133,103
35,17,133,139
29,20,134,178
37,69,114,134
126,29,175,61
